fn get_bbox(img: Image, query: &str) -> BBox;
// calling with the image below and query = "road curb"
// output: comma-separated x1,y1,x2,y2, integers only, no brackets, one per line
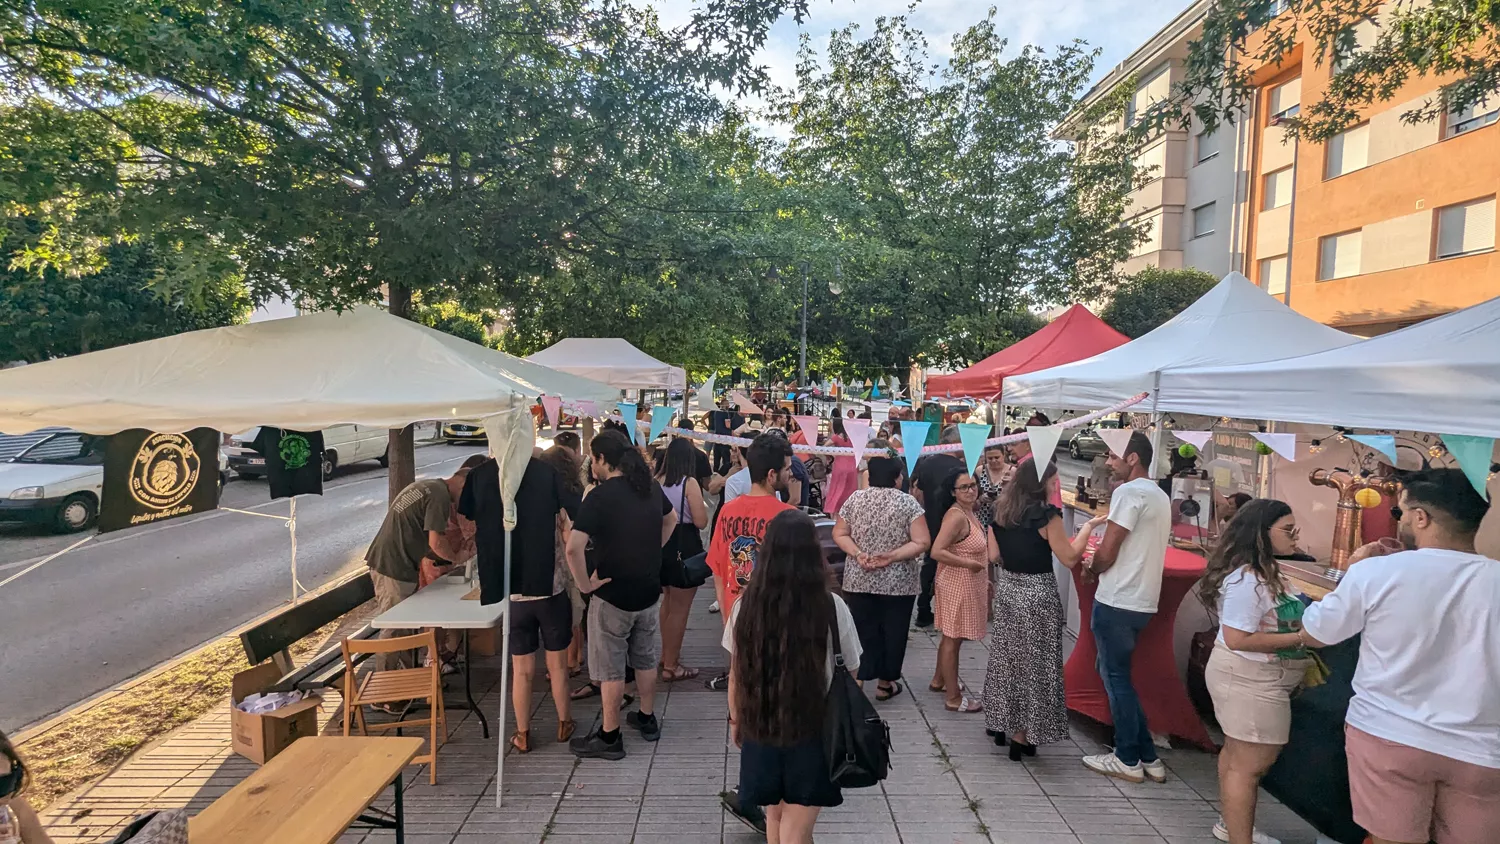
13,569,368,744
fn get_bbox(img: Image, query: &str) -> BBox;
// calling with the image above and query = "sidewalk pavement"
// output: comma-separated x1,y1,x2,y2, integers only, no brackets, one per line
42,589,1325,843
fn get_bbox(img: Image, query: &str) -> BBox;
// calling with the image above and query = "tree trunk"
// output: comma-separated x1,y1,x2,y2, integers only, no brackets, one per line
386,282,416,503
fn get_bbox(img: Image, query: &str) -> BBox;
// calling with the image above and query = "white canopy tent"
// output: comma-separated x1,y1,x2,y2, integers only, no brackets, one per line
1002,273,1361,412
525,337,687,391
1162,294,1500,438
0,305,619,809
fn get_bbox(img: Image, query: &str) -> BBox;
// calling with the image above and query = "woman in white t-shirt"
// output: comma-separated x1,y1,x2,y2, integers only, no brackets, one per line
726,510,862,844
1198,499,1315,844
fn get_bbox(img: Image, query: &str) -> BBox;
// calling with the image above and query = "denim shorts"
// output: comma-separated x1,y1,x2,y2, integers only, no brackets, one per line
587,597,661,682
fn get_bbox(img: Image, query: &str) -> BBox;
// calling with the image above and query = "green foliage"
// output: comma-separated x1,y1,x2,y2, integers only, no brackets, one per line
413,297,499,349
0,238,246,362
1100,266,1218,339
1159,0,1500,142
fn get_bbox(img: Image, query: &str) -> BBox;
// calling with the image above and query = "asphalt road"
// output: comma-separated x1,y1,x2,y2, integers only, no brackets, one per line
0,443,488,733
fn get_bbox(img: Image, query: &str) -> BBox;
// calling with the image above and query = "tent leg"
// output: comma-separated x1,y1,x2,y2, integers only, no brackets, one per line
289,497,299,605
1257,421,1276,499
496,529,511,809
1148,414,1166,480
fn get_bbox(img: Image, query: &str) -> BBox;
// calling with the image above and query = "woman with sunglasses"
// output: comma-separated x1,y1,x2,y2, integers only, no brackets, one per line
928,469,994,712
0,730,53,844
1197,499,1316,844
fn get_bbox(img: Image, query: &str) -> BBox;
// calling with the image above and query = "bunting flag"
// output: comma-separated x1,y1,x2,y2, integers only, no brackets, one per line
616,402,638,444
958,423,991,476
1026,426,1064,480
540,395,563,434
871,381,882,399
899,421,931,477
1441,434,1495,499
695,373,717,409
649,405,675,443
1173,431,1214,450
845,419,875,462
1097,428,1137,460
1349,434,1398,465
575,399,598,419
729,391,761,416
794,415,821,446
1251,432,1297,461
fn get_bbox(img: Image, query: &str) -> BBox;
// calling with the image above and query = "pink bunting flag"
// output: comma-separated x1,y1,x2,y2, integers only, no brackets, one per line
540,395,563,433
1252,432,1297,462
845,419,874,457
1097,428,1138,460
729,391,762,416
574,399,597,419
794,415,821,446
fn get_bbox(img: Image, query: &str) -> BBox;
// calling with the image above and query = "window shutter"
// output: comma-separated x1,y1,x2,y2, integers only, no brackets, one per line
1326,124,1369,178
1320,231,1362,280
1259,255,1289,295
1263,167,1293,210
1193,203,1217,238
1438,198,1497,258
1196,129,1219,162
1269,78,1302,116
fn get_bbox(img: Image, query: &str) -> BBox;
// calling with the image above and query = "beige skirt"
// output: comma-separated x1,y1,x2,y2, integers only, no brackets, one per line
1205,643,1310,745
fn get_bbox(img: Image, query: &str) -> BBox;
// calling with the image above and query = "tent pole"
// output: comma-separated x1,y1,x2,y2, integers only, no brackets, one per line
496,530,511,809
1257,421,1276,499
289,496,299,605
1147,373,1165,480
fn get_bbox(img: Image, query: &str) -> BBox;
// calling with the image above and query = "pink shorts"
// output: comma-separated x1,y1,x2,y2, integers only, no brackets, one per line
1346,725,1500,844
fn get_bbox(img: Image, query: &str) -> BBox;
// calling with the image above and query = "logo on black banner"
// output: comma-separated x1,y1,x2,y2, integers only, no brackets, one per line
278,433,312,470
127,433,202,510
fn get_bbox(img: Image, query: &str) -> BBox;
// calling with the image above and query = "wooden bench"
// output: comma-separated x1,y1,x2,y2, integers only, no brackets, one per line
188,736,422,844
240,571,378,692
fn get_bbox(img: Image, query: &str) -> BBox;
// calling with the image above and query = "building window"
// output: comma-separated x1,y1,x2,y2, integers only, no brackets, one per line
1319,230,1363,280
1131,211,1164,257
1268,77,1302,122
1334,19,1378,74
1435,196,1497,259
1192,202,1217,239
1259,255,1289,296
1196,128,1220,163
1447,94,1499,138
1263,166,1294,210
1325,123,1370,178
1266,0,1289,15
1135,140,1167,182
1127,64,1172,126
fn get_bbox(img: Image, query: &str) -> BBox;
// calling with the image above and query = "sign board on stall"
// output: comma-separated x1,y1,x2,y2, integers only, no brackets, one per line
98,428,221,533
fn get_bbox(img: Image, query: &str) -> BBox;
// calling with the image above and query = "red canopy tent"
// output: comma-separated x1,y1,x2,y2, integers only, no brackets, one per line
924,304,1129,399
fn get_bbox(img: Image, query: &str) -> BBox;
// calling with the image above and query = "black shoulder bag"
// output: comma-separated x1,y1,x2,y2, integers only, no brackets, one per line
823,599,892,788
661,483,711,589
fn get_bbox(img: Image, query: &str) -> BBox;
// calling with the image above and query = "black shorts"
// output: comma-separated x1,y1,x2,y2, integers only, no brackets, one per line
509,591,573,655
738,738,842,808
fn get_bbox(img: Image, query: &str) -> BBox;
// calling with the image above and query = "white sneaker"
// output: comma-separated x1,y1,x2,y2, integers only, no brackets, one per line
1142,758,1167,783
1081,752,1145,783
708,600,721,614
1212,818,1280,844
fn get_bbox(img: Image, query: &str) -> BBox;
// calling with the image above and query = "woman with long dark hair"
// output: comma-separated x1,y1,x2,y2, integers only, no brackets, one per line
656,437,709,682
928,469,993,712
1199,499,1314,844
981,460,1104,758
726,510,862,843
822,416,859,516
540,444,588,676
832,455,930,701
0,730,54,843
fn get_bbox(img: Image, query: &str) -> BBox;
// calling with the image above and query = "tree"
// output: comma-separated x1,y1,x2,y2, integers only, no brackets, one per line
1100,266,1218,338
1160,0,1500,142
0,238,246,363
413,297,499,349
1,0,808,498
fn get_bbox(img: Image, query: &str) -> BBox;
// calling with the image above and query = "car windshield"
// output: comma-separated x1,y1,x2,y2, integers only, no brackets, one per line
13,433,104,466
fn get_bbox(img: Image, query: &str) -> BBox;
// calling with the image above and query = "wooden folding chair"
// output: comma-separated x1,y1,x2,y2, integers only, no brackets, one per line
341,630,446,784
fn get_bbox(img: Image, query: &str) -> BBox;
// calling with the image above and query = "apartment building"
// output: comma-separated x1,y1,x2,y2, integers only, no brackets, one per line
1242,8,1499,335
1060,1,1253,280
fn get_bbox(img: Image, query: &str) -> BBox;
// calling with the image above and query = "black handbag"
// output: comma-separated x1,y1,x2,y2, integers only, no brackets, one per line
823,601,892,788
661,485,711,589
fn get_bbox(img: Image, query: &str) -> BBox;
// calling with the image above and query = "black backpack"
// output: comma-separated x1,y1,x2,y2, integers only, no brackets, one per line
823,600,892,788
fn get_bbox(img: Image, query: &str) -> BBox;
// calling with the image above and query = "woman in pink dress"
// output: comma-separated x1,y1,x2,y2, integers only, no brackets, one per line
822,415,859,516
928,469,994,712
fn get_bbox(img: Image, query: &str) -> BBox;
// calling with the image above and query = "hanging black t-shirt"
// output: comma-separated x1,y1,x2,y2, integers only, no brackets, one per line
252,427,325,499
574,476,672,612
459,457,580,605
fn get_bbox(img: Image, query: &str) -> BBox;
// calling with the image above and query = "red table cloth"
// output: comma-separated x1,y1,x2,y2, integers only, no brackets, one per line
1064,546,1215,750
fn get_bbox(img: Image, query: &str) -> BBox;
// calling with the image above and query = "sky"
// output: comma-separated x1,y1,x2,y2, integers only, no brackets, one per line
648,0,1190,128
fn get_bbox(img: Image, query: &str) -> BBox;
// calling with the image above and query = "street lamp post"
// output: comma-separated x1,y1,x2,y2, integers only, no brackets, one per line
799,261,810,388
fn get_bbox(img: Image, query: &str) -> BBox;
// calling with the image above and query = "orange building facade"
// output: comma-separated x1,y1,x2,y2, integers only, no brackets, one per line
1242,18,1499,335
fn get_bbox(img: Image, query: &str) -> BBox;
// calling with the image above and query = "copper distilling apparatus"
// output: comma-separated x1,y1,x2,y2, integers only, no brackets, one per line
1308,468,1402,579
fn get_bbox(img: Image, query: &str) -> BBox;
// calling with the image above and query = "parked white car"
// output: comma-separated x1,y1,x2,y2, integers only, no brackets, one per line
226,424,389,481
0,431,230,533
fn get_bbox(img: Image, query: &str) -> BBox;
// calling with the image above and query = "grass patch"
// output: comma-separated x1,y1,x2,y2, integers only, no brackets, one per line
21,605,369,811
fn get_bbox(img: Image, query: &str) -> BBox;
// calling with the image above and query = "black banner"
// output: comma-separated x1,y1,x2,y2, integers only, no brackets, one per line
253,428,325,499
99,428,221,533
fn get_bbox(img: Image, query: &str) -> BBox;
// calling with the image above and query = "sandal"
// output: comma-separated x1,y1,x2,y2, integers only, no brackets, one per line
570,682,600,700
660,664,700,683
509,730,530,754
929,682,945,693
876,682,904,702
557,719,576,743
945,695,983,713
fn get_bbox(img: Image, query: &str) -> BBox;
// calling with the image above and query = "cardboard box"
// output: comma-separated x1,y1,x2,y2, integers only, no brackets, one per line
230,663,323,764
468,627,501,657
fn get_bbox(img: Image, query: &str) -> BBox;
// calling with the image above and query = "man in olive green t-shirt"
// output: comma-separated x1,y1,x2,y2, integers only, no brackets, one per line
364,457,484,668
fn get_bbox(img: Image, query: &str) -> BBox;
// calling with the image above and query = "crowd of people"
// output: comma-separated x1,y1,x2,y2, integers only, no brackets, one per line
343,409,1497,844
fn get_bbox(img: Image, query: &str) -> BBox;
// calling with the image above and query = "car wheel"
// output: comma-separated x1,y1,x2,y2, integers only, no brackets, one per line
321,450,337,482
376,448,389,468
1070,441,1082,460
54,493,97,533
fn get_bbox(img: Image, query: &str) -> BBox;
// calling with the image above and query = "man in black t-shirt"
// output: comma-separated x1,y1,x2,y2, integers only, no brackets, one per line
565,431,677,760
911,426,965,629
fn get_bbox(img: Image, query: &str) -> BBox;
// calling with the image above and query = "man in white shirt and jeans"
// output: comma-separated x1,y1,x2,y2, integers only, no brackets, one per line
1082,431,1172,784
1299,468,1498,844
